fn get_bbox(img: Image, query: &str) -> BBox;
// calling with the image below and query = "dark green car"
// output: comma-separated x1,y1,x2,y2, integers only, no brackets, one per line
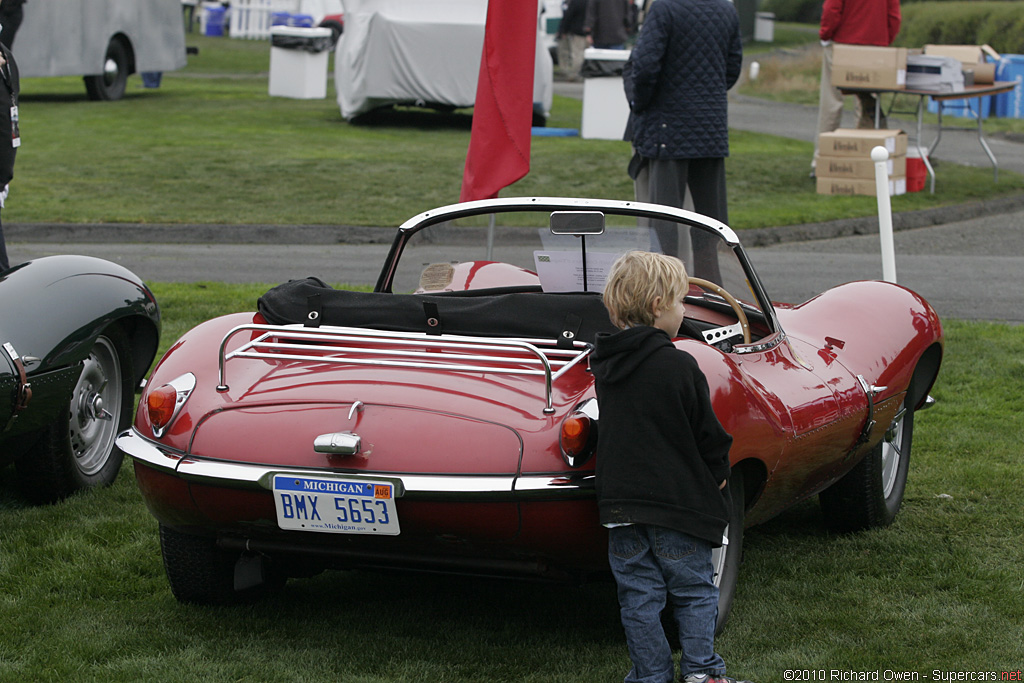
1,255,160,504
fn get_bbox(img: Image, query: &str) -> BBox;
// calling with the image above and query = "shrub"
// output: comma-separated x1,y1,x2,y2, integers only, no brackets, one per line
764,0,1024,54
898,2,1024,53
761,0,821,24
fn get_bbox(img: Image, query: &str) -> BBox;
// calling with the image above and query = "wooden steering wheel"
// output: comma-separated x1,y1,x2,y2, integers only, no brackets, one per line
688,277,752,345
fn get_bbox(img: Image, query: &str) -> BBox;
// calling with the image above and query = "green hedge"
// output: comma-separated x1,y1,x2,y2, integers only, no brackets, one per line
762,0,1024,53
898,2,1024,54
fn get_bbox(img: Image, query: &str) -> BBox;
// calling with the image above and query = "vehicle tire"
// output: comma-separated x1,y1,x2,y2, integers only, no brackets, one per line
15,326,134,504
819,398,914,533
160,525,285,605
83,38,131,101
663,473,745,641
532,104,547,128
713,473,745,634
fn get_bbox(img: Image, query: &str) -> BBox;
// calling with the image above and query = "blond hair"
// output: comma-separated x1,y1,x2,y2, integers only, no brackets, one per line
603,251,689,329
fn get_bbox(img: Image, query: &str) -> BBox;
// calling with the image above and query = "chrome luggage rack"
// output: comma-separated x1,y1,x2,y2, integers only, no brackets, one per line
216,324,594,414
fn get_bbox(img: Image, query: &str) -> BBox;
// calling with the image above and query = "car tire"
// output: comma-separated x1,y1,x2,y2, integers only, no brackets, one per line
819,397,914,533
663,473,744,641
160,525,285,604
84,38,131,101
14,326,133,504
713,473,744,634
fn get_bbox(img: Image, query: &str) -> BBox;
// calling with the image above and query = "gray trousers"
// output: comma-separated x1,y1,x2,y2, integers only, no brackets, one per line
634,156,727,282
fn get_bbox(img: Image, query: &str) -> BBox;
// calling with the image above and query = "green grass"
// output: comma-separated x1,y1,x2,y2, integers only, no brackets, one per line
9,34,1024,232
1,282,1022,681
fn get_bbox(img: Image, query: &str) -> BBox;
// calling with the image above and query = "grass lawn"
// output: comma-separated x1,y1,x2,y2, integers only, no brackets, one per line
3,28,1023,683
1,293,1021,681
8,33,1024,232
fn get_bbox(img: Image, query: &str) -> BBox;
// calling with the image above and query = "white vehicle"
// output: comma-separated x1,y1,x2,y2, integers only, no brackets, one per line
336,0,553,125
12,0,187,101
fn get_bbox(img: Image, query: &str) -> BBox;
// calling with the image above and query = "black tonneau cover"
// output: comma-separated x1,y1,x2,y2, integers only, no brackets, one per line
258,278,617,344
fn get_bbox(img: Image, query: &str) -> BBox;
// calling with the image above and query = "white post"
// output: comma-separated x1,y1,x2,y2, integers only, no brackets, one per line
871,145,897,284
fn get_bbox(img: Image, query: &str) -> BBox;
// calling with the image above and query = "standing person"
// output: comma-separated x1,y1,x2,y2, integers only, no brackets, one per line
812,0,901,176
557,0,589,81
623,0,741,278
592,250,747,683
584,0,631,50
0,35,19,272
0,0,26,49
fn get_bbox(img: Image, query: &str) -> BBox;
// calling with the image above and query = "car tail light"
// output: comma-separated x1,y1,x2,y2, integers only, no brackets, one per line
147,373,196,438
560,398,599,468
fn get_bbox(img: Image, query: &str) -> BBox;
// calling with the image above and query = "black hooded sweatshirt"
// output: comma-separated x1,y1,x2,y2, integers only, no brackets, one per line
590,326,732,545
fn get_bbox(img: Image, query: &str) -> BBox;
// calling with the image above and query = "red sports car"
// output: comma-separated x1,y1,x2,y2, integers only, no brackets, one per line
117,198,942,627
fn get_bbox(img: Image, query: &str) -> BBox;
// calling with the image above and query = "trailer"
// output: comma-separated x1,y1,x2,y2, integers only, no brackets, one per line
11,0,187,101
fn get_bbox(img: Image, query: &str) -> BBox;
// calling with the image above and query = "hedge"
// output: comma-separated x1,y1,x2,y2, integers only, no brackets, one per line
762,0,1024,54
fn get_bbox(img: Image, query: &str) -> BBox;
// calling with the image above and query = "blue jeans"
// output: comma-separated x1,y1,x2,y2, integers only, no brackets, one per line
609,524,725,683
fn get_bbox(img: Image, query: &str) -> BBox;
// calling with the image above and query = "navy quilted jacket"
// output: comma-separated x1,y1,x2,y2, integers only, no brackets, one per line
625,0,742,159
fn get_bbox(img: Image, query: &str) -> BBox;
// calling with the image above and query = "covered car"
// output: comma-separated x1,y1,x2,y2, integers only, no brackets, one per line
118,198,942,628
335,0,553,125
1,255,160,503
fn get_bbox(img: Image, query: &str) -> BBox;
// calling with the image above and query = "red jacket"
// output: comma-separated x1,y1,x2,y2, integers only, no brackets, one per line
820,0,901,46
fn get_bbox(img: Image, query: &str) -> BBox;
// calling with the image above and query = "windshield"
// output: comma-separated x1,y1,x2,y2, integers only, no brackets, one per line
380,202,777,348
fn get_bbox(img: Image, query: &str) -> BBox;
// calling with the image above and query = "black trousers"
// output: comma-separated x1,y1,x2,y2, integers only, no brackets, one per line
639,156,727,282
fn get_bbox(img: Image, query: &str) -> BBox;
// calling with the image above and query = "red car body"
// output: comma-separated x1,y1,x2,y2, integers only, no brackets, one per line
118,198,942,621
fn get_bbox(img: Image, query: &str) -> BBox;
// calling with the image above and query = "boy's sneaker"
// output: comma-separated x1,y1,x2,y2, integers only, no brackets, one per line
683,675,753,683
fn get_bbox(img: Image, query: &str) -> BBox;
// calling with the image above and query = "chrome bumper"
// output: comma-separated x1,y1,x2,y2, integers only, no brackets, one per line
116,429,594,501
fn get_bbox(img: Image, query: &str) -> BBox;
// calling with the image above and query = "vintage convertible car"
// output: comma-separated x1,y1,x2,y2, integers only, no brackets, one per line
118,198,942,626
1,255,160,503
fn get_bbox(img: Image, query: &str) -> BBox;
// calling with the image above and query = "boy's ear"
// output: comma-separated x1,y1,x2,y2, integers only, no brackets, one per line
650,295,663,318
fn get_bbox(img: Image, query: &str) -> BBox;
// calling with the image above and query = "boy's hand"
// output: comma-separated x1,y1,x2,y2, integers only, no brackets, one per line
719,480,727,490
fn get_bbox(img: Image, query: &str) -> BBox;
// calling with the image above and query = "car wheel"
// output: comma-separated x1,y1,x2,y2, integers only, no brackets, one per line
84,38,130,101
15,327,133,504
819,398,914,532
712,473,744,634
663,473,744,641
160,525,285,604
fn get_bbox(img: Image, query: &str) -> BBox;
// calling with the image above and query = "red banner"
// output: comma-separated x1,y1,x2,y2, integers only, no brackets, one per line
459,0,537,202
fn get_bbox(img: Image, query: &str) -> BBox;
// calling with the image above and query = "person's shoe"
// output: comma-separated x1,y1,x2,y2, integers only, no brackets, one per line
683,674,754,683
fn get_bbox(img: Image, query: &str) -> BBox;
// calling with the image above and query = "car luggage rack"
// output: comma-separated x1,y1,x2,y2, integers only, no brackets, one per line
216,324,594,414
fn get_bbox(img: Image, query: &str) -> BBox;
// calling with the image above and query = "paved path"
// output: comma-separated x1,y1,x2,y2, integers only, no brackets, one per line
9,79,1024,324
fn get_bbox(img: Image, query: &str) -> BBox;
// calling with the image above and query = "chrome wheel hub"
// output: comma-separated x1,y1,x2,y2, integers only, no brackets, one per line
69,337,121,476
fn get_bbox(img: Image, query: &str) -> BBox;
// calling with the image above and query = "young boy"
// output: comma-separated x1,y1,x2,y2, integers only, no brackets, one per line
591,250,745,683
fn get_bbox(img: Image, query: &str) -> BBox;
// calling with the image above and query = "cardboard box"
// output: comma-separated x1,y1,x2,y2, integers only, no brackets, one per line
817,128,908,158
818,154,907,179
923,44,999,84
831,44,907,89
816,176,907,197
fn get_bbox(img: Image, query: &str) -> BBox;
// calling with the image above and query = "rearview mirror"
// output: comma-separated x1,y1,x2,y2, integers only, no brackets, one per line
549,211,606,236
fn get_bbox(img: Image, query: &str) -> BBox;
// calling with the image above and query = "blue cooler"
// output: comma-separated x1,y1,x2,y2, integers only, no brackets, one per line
271,12,291,26
994,55,1024,118
289,14,315,27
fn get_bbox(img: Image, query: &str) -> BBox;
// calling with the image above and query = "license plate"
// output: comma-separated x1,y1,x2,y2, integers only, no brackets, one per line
272,475,400,535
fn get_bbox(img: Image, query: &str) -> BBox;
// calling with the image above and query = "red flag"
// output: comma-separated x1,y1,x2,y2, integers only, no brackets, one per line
459,0,537,203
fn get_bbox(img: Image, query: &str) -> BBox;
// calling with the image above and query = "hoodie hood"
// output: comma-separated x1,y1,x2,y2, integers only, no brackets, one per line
591,326,673,384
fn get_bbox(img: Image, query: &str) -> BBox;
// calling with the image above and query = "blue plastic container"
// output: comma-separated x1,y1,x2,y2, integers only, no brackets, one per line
271,12,291,26
289,14,314,27
204,6,226,37
994,55,1024,118
926,57,994,119
927,93,992,119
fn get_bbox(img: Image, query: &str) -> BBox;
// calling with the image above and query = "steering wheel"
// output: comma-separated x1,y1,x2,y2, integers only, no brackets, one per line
688,277,752,345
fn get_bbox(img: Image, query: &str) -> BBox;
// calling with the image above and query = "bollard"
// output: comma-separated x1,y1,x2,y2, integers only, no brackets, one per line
871,146,897,283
